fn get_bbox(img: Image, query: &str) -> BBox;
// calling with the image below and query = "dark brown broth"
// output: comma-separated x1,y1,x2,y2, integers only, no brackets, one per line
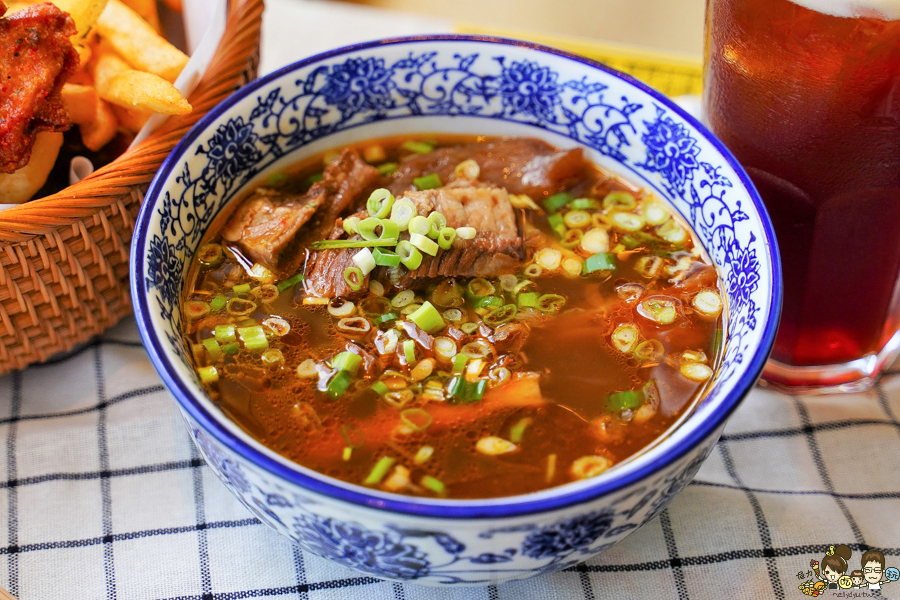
183,135,724,499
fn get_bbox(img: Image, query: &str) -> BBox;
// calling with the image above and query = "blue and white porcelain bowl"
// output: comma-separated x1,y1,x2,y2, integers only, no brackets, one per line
131,36,781,586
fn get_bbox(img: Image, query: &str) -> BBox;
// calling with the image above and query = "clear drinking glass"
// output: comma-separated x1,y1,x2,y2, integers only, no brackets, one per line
703,0,900,393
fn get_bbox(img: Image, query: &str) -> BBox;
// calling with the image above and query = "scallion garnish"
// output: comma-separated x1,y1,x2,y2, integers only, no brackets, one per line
390,198,417,231
543,191,573,213
570,198,601,210
208,294,227,312
309,239,397,250
408,301,446,334
402,140,434,154
420,475,446,496
377,162,398,175
202,338,222,362
370,247,399,267
373,312,398,327
367,188,395,219
396,241,423,270
537,294,566,314
277,273,304,292
185,301,210,320
326,370,353,400
456,226,476,240
634,339,665,361
517,292,539,308
352,248,377,276
438,227,456,250
414,173,443,190
357,217,382,241
222,342,240,356
364,456,396,485
484,304,518,326
509,417,534,443
409,232,439,256
584,252,617,274
402,339,416,365
560,228,583,249
227,298,256,317
400,408,433,432
332,351,363,374
428,211,447,233
197,366,218,384
237,325,268,352
603,191,637,211
391,289,416,308
214,324,236,344
474,295,503,311
606,390,643,412
370,381,390,396
196,243,224,268
546,213,566,238
343,216,361,236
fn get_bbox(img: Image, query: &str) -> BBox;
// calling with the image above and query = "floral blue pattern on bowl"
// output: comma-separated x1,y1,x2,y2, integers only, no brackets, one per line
131,36,781,586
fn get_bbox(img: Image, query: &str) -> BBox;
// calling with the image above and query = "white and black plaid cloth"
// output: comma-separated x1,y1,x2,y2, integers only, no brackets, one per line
0,318,897,600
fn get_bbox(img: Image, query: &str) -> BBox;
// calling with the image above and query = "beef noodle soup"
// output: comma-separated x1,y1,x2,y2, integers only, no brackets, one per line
181,135,724,499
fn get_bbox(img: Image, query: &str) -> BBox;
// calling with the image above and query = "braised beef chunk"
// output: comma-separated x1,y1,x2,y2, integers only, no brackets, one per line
222,149,377,270
221,188,321,269
396,186,523,281
303,244,368,298
388,138,586,198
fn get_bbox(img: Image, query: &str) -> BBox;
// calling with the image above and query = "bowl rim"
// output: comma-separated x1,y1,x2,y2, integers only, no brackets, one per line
131,34,782,519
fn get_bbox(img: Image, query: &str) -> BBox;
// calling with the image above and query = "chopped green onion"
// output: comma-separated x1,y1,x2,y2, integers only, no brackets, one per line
414,445,434,465
361,296,391,315
474,295,503,311
467,278,495,299
202,338,222,362
611,212,645,231
379,219,400,241
484,304,518,326
509,417,534,443
612,323,640,353
606,390,644,412
570,198,601,210
332,351,363,374
390,199,417,231
517,292,539,308
367,188,395,219
214,324,236,344
277,273,304,292
261,348,284,366
460,322,479,335
546,213,566,237
635,339,665,361
428,211,447,234
352,248,377,276
309,239,398,250
208,294,227,312
374,312,398,327
377,162,399,175
368,248,398,268
409,232,439,256
409,215,431,236
447,376,487,403
343,216,361,236
403,339,416,364
524,264,542,278
370,381,390,396
414,173,443,190
196,243,224,269
442,308,464,323
237,325,269,352
341,424,365,449
342,447,353,461
233,283,251,294
499,274,518,292
226,298,256,316
305,172,323,186
391,290,416,308
544,192,573,213
584,252,618,274
400,408,433,431
402,140,434,154
395,241,422,270
222,342,240,355
420,475,446,496
535,248,562,271
364,456,397,485
603,191,637,211
456,226,476,240
343,266,364,291
357,217,382,241
408,301,446,334
197,366,218,384
537,294,566,313
326,370,353,400
564,210,592,229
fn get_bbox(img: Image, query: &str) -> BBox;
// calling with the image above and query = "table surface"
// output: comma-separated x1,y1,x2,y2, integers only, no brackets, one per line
2,1,899,598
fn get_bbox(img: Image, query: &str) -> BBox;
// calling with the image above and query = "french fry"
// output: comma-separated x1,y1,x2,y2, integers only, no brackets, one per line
93,44,192,115
80,99,118,152
121,0,159,32
52,0,109,37
111,105,151,133
95,0,188,82
62,83,99,124
0,133,63,204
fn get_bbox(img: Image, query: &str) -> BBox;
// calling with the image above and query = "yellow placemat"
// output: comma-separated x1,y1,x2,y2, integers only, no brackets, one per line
455,24,703,97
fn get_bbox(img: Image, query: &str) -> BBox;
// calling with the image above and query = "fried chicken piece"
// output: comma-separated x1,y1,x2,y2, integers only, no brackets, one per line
0,1,78,173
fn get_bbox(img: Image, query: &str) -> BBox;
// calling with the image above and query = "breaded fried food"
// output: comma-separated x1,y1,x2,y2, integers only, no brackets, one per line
0,1,79,173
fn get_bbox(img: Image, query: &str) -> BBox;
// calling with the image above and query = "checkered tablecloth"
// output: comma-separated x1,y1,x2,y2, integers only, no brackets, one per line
2,317,899,600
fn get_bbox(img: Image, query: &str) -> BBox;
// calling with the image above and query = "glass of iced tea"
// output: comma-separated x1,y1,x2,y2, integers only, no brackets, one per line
703,0,900,393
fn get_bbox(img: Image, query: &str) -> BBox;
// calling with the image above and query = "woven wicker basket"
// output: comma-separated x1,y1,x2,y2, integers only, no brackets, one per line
0,0,264,375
